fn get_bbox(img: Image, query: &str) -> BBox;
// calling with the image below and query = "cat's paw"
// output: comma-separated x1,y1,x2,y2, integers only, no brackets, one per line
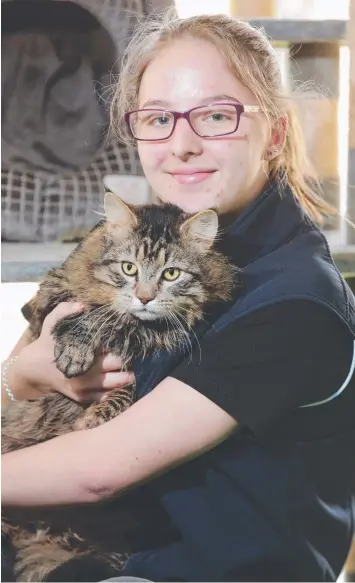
54,338,95,378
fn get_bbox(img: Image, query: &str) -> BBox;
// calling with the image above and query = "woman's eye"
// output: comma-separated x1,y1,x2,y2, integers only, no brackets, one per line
140,113,172,127
162,268,181,281
121,261,138,276
152,115,171,127
204,111,235,123
209,113,227,121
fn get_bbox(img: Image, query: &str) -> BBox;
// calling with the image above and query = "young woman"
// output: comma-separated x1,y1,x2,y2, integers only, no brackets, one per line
2,11,355,582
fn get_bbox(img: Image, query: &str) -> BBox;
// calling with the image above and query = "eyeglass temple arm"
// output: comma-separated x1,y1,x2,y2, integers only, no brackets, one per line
243,105,261,113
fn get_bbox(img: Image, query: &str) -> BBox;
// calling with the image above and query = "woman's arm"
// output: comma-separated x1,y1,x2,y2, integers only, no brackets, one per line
1,303,135,405
2,377,238,507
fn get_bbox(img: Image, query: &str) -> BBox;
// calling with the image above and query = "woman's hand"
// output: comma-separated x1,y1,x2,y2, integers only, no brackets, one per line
3,302,135,404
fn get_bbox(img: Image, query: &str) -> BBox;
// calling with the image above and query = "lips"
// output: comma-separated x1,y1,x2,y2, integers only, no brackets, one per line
169,170,216,185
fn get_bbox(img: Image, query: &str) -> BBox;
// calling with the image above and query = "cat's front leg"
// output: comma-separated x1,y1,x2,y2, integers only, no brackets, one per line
52,312,100,378
74,383,136,430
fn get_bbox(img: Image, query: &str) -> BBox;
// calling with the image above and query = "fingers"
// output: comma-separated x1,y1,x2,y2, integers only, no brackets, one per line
39,305,135,404
100,352,124,372
101,371,135,390
65,371,135,403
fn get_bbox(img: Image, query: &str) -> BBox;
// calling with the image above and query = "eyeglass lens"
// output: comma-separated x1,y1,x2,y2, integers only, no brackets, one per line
129,104,239,139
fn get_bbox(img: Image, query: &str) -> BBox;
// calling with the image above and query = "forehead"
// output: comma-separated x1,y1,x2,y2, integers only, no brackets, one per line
106,210,182,261
138,37,256,109
135,237,169,267
127,234,186,275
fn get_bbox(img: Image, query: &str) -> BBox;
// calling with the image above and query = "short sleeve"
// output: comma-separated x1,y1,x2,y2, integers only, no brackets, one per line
171,300,354,436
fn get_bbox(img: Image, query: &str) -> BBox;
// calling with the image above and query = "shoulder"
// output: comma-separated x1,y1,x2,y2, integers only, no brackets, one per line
172,300,355,437
221,229,354,333
207,299,352,354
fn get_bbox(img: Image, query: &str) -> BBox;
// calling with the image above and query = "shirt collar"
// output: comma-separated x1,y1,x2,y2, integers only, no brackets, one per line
217,179,306,267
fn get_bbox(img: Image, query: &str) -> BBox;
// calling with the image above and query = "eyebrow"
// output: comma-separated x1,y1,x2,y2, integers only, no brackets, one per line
140,94,242,109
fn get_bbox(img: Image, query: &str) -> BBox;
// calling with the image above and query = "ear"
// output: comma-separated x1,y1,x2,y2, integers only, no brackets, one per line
104,192,138,228
180,209,219,249
265,114,288,160
21,296,36,324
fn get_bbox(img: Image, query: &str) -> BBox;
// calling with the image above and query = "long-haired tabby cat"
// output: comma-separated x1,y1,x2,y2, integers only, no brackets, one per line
2,192,237,583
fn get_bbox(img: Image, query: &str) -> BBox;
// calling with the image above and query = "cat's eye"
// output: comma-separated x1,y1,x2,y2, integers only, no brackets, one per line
162,268,181,281
121,261,138,276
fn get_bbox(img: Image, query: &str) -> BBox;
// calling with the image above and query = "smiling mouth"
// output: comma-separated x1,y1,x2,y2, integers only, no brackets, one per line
170,171,216,185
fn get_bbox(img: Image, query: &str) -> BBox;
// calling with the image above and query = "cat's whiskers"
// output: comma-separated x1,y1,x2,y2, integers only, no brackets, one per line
174,304,202,325
170,308,202,364
166,309,193,359
91,310,120,346
106,311,127,353
68,305,116,349
109,310,133,364
173,304,204,341
86,305,117,333
62,305,117,358
55,311,102,353
106,313,119,349
66,304,112,336
162,314,172,337
83,309,113,342
160,310,180,350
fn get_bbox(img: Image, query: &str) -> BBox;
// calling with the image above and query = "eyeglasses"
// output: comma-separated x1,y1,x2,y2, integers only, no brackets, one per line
124,102,262,141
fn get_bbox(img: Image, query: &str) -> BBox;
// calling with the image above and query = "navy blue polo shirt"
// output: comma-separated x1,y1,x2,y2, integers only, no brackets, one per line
124,180,355,582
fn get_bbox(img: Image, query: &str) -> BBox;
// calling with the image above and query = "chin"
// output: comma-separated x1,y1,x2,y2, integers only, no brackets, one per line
157,178,218,212
133,310,161,321
182,200,218,215
165,194,218,215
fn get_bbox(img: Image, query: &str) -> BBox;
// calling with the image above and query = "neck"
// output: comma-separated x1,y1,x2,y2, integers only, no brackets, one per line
219,171,270,227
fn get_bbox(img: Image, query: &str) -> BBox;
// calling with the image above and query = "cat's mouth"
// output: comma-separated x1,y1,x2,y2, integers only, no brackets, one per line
131,301,162,321
132,308,161,321
130,297,162,321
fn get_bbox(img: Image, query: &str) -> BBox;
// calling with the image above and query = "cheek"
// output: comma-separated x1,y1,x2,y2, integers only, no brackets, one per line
118,278,135,296
220,133,267,185
159,278,199,298
156,281,185,303
213,141,249,176
138,143,166,171
156,282,170,299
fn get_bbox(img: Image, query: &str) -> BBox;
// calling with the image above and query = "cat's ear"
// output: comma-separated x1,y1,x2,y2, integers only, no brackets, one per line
180,209,218,249
104,192,138,229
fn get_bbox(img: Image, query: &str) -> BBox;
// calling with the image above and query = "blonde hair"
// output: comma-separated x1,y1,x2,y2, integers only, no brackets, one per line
111,10,335,223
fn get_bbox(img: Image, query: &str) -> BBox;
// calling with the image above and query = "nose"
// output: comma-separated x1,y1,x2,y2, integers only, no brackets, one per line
137,294,154,305
136,283,156,305
170,117,203,160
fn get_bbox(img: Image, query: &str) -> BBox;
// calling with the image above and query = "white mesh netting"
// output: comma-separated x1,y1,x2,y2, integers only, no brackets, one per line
1,0,174,241
2,140,142,241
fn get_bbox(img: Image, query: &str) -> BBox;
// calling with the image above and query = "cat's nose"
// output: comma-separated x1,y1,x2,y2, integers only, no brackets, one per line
137,295,154,305
136,283,156,305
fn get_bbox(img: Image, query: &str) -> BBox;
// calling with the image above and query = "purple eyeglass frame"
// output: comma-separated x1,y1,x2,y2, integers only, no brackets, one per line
124,102,261,141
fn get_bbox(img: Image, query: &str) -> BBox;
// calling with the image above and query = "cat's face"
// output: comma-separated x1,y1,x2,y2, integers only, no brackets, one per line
93,193,222,325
